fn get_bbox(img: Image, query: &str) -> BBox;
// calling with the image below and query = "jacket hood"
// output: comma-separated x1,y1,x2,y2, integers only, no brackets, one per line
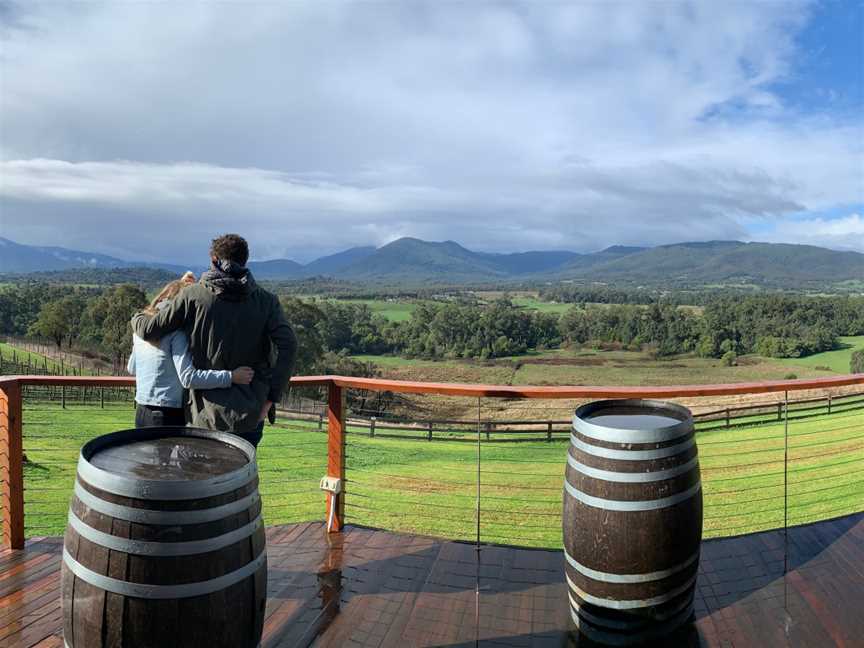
201,259,257,300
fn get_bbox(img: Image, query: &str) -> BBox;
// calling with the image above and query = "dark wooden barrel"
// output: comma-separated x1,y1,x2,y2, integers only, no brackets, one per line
61,427,266,648
563,399,702,646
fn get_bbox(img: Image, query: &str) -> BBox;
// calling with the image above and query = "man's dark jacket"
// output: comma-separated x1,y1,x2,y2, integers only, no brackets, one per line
131,263,297,433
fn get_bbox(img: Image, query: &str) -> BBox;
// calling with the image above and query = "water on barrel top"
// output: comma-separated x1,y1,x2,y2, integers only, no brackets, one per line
585,407,682,430
90,436,249,480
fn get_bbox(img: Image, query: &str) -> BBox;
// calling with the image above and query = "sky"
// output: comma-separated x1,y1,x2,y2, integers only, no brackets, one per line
0,1,862,264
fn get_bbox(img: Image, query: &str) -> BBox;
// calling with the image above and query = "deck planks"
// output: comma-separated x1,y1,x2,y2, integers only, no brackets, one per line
0,513,861,647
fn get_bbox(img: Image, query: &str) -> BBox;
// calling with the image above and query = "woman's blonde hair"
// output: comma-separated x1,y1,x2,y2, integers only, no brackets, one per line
144,272,196,315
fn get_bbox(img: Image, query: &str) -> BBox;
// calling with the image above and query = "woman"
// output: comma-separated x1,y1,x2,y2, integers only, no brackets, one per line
127,272,254,427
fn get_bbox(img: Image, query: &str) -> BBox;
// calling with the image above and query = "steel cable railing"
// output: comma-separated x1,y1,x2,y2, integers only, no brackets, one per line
2,374,863,552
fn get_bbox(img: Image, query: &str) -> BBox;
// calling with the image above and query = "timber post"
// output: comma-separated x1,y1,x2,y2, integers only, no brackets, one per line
0,380,24,549
326,382,346,533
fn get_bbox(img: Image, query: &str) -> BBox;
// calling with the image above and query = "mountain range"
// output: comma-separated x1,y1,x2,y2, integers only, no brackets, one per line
1,236,862,288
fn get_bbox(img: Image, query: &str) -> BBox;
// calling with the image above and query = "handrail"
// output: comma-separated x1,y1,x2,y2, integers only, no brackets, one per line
290,373,864,398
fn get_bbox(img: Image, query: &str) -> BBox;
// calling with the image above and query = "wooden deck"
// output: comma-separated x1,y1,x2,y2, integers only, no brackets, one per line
1,513,862,647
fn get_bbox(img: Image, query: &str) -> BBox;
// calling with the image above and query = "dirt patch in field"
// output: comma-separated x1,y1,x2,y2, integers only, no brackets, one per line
514,357,606,367
612,363,688,369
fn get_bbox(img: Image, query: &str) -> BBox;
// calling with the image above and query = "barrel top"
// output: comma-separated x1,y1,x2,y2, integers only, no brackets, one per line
573,399,693,444
90,436,249,481
76,427,257,499
585,410,682,430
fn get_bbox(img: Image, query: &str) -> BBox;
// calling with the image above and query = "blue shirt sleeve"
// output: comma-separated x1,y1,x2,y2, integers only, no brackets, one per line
127,342,136,375
170,332,232,390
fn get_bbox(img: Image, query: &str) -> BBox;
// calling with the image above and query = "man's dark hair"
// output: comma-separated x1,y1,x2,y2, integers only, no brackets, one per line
210,234,249,266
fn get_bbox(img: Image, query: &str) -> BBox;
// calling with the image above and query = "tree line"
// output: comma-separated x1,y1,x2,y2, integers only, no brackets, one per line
2,284,863,374
281,294,864,363
0,284,147,365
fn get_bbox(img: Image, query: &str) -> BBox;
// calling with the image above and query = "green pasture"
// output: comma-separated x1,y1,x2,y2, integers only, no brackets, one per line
778,335,864,374
330,298,417,322
16,400,864,547
511,296,572,315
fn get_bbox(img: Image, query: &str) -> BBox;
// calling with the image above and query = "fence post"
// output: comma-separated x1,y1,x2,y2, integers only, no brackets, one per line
827,394,832,414
370,417,376,438
0,380,25,550
318,413,323,432
101,387,105,409
485,422,491,441
427,421,433,441
777,402,782,421
326,382,345,533
725,408,730,428
62,386,66,410
547,422,552,442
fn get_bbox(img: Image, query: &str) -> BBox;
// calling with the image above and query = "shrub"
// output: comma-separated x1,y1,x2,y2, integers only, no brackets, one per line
721,351,737,367
851,349,864,374
813,365,832,371
784,372,798,380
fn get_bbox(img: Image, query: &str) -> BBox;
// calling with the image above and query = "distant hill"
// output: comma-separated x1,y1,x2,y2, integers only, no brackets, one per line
337,238,510,281
0,237,193,275
2,236,862,289
302,246,376,275
247,258,305,279
561,241,864,287
0,237,130,273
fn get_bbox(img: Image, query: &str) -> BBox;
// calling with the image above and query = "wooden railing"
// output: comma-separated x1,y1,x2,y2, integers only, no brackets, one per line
2,372,864,549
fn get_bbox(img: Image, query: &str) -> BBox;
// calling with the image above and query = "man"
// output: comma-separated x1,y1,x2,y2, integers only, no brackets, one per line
131,233,297,446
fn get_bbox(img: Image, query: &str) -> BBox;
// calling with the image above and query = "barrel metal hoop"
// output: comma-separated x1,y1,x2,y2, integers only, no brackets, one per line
563,549,699,583
62,546,266,599
566,454,700,483
563,480,701,511
568,591,694,629
76,455,257,500
73,480,260,525
569,598,695,644
570,433,695,461
566,571,697,609
67,510,263,556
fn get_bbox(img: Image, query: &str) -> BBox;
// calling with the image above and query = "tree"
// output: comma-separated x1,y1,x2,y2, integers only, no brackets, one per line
279,297,326,375
29,301,72,349
851,349,864,374
81,285,147,364
28,295,86,349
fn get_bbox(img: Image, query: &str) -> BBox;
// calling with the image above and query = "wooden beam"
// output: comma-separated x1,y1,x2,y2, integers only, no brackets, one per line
326,383,345,533
0,380,24,550
4,372,864,400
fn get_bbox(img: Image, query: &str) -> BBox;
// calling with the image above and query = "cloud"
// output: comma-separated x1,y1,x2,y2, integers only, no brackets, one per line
759,213,864,251
0,1,862,260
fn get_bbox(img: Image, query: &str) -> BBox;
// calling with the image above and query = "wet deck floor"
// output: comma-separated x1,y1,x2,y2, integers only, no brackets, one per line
2,513,862,647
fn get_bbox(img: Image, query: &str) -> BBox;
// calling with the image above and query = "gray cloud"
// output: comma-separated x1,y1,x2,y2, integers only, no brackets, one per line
0,1,861,262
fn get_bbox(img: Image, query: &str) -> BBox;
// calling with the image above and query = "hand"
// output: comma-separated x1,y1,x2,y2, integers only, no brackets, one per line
232,367,254,385
259,400,273,422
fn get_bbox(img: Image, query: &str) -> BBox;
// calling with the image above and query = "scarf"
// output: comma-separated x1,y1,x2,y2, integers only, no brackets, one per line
201,259,256,299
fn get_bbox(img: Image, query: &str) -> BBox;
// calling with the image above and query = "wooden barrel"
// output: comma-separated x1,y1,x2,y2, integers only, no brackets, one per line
61,427,266,648
563,399,702,646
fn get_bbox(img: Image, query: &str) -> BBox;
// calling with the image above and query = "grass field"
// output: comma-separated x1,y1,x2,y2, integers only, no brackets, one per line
511,296,573,315
779,335,864,374
338,298,418,322
355,347,831,392
17,400,864,548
